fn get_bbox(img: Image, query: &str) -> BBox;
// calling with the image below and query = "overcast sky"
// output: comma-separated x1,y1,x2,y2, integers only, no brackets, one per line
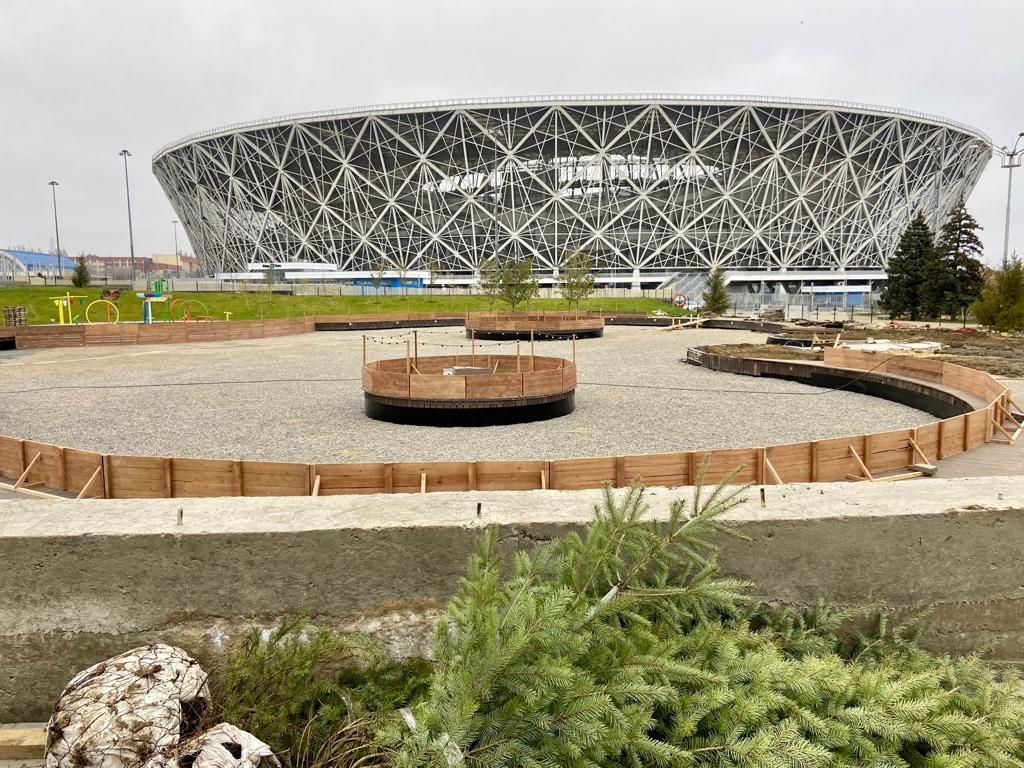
2,0,1022,264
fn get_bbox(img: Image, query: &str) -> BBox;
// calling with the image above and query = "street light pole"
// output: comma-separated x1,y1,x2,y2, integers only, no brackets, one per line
172,219,180,277
1000,133,1024,262
119,149,136,284
48,180,61,282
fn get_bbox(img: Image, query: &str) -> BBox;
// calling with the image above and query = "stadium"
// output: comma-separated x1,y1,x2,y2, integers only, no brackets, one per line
152,94,991,293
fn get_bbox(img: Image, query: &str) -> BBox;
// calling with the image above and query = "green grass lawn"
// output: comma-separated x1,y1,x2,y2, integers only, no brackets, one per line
0,284,690,325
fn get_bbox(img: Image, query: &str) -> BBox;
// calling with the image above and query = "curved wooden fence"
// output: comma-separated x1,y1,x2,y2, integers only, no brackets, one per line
0,347,1016,500
363,354,576,400
464,311,604,335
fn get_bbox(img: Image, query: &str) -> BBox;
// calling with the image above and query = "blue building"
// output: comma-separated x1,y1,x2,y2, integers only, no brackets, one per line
0,249,75,281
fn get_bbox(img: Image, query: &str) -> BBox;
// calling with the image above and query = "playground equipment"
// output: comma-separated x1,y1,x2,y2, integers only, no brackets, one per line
85,300,121,324
49,292,87,324
170,298,210,321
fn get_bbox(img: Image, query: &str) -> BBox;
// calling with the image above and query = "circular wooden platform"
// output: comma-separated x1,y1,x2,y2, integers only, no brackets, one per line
464,311,604,340
362,353,577,425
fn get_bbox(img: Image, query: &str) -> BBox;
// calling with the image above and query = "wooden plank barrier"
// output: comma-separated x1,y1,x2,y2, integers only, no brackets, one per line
0,332,1013,499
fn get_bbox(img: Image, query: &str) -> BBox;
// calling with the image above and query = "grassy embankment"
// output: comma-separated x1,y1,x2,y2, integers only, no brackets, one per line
0,285,690,325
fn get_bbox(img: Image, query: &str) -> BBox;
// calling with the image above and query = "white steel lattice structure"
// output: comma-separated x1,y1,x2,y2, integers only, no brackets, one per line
152,95,992,282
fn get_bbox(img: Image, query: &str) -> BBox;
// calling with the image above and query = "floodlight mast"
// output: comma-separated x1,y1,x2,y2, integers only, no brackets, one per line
48,180,61,281
119,149,136,283
998,133,1024,262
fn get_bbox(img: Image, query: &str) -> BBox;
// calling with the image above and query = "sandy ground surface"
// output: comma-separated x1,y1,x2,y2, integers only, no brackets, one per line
0,326,934,463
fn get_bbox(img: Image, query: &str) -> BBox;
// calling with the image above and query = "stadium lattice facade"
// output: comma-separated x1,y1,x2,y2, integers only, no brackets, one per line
152,95,991,288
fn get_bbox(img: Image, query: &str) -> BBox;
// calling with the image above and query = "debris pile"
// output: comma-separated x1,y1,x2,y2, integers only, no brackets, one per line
44,644,278,768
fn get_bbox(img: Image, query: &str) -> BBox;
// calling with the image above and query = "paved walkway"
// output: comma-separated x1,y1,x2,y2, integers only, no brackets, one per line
935,378,1024,479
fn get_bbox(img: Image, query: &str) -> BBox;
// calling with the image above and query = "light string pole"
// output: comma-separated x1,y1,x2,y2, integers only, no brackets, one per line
47,180,61,282
119,149,136,284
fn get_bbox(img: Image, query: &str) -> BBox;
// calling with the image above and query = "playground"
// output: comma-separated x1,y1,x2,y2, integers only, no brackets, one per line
0,284,690,325
0,325,932,465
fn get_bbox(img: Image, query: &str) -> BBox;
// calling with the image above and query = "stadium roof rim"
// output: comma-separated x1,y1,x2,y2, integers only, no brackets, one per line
152,93,992,162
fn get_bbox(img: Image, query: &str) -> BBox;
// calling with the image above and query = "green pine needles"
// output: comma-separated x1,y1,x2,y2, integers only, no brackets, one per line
388,481,1024,768
214,481,1024,768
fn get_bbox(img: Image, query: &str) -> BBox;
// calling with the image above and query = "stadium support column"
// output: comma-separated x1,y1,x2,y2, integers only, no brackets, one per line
631,267,640,292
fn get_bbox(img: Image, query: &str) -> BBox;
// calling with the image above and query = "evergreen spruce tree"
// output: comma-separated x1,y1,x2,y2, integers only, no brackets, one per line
71,256,91,288
973,253,1024,331
384,479,1024,768
881,213,934,320
934,197,986,324
702,266,729,315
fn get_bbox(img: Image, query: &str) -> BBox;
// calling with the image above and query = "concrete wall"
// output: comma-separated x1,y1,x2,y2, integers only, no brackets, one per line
2,478,1023,721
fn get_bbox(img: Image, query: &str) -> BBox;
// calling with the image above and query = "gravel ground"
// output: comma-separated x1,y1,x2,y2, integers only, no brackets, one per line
0,326,934,463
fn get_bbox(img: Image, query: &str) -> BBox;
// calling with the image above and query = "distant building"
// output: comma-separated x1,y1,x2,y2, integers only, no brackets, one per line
81,254,198,280
0,249,74,281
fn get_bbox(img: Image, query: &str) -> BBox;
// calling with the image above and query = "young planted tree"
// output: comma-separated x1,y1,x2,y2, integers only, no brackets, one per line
934,197,986,324
71,256,91,288
558,248,596,314
881,213,935,320
262,265,275,303
701,265,729,315
973,253,1024,331
477,256,501,309
424,258,443,295
498,256,539,312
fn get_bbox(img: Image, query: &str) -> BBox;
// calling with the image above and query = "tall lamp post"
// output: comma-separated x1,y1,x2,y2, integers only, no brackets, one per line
172,219,180,277
47,180,61,283
119,149,136,284
998,133,1024,262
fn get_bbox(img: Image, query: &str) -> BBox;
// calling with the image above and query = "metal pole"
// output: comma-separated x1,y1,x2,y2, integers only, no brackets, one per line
172,220,180,278
48,181,61,278
119,149,136,284
1004,159,1017,263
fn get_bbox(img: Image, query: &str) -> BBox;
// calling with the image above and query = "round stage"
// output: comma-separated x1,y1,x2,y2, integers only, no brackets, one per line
464,311,604,340
362,353,576,426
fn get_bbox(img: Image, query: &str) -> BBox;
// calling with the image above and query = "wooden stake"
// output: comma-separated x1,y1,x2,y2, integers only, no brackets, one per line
362,334,366,365
406,340,411,374
516,340,521,372
311,475,321,496
420,471,427,494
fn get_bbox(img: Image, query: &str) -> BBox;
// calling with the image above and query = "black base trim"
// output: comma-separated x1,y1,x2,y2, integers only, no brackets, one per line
364,390,575,426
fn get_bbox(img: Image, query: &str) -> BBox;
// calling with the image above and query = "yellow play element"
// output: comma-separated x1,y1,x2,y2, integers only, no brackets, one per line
50,292,87,324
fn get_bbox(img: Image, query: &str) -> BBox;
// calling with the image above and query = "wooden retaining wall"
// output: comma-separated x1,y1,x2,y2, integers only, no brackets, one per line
362,354,575,400
0,348,1012,499
12,316,315,348
465,310,605,334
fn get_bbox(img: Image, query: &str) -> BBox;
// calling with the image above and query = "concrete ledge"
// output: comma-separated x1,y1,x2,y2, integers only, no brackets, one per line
2,477,1023,720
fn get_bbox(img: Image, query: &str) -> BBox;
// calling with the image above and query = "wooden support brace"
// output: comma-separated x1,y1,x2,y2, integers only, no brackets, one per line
908,437,931,466
311,475,321,496
14,452,41,489
540,470,547,490
990,417,1016,443
383,464,394,493
764,456,783,485
76,465,104,499
848,445,874,481
420,471,427,494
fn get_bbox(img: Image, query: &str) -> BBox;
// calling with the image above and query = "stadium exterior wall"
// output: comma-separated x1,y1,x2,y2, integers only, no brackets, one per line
152,94,991,285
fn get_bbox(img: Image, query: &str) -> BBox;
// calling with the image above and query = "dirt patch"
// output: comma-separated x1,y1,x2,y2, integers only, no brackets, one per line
702,344,824,361
707,327,1024,377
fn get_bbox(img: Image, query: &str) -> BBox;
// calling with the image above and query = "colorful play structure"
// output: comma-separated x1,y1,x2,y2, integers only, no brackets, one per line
49,280,213,325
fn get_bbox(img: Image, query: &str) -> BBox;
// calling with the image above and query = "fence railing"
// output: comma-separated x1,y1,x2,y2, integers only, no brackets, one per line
0,347,1012,499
